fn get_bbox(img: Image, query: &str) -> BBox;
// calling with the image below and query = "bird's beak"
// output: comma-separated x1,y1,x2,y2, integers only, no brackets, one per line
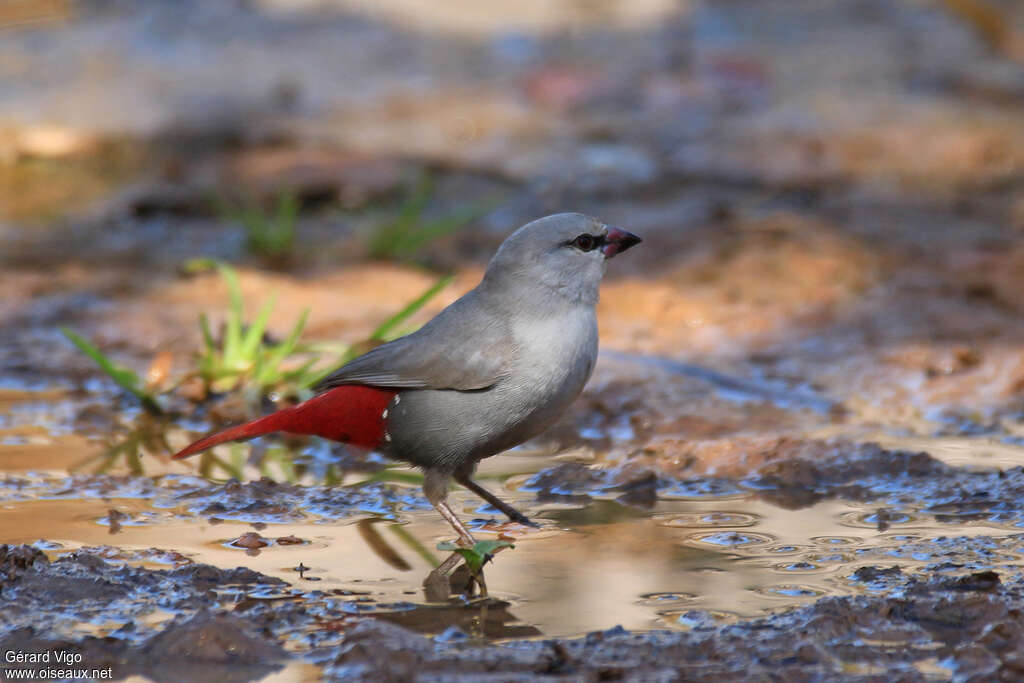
602,227,642,258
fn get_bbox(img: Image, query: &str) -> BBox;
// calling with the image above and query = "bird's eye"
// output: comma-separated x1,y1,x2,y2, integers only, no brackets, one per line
572,234,597,251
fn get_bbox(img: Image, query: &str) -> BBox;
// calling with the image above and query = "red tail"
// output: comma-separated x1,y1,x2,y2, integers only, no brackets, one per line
172,385,399,459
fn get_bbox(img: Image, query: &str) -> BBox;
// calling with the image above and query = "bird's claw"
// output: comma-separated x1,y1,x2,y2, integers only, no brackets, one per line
513,514,540,528
501,509,540,528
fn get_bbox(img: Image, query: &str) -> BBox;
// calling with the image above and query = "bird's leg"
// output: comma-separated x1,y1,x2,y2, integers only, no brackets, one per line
454,468,539,528
423,469,477,547
422,470,475,594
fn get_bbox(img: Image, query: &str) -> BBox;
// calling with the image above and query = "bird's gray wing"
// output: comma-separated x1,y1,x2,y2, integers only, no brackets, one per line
313,290,510,392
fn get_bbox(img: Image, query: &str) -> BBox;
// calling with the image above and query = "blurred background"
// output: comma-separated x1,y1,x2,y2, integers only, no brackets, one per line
4,0,1024,498
4,0,1024,392
5,0,1024,669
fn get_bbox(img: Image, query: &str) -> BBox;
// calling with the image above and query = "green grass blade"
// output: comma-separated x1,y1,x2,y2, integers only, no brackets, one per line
436,539,514,574
282,357,319,383
181,257,218,274
276,192,298,239
251,351,268,387
198,313,216,355
60,327,163,414
371,275,452,341
273,308,309,360
296,341,349,355
61,327,140,390
368,173,432,258
216,263,244,362
348,469,425,487
259,309,310,387
240,294,276,359
403,173,433,220
392,206,479,259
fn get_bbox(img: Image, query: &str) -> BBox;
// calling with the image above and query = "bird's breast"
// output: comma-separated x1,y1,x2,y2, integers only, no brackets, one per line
379,306,598,470
492,306,598,436
510,307,597,395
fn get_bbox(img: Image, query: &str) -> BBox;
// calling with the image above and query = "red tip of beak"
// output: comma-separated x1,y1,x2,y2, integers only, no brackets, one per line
602,227,642,258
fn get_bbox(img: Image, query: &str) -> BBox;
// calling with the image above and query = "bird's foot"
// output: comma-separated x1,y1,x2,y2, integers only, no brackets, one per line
505,509,540,528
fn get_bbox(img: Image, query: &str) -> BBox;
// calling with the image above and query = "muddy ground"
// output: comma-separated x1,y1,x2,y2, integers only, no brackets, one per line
4,0,1024,681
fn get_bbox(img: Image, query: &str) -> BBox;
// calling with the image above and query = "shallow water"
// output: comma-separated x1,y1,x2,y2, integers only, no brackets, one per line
5,383,1024,649
4,480,1024,644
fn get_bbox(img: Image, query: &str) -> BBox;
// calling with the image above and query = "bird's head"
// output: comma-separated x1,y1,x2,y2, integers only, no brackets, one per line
482,213,641,306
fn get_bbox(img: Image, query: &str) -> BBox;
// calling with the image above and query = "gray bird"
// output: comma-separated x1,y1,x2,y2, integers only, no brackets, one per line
174,213,641,546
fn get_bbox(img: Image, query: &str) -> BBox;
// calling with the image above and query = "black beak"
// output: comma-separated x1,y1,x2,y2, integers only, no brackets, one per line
602,227,642,258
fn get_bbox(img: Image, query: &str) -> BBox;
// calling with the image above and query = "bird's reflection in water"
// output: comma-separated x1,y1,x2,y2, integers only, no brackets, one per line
354,517,542,640
375,592,543,641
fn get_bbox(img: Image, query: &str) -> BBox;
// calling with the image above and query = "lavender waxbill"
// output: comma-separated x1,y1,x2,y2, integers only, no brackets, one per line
174,213,641,546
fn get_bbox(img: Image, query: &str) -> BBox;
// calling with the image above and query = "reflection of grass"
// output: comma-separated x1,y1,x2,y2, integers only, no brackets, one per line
72,409,428,485
71,413,172,475
368,173,491,262
348,469,425,486
197,442,247,481
197,443,342,484
192,443,426,488
216,191,298,264
389,523,440,567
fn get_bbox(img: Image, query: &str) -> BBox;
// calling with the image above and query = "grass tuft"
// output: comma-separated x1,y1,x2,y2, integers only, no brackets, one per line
216,191,299,264
66,258,454,480
367,173,491,262
191,261,325,395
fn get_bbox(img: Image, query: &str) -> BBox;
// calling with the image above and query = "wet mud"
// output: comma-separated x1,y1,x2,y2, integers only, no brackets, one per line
6,540,1024,681
5,0,1024,680
6,435,1024,679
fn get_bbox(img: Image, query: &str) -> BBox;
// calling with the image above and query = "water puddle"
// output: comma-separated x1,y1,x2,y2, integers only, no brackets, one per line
6,379,1024,683
4,469,1024,645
